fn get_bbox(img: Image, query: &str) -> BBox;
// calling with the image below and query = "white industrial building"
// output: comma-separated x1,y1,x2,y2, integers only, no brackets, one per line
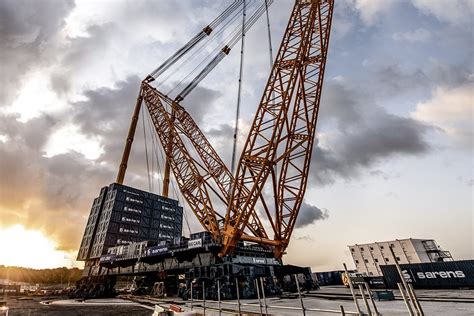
348,239,453,276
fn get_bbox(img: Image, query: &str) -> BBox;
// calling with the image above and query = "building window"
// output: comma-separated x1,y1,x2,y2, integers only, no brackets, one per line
369,272,373,276
380,246,384,249
370,246,374,250
374,258,379,263
360,247,364,251
385,258,390,262
351,248,355,252
355,260,359,264
364,259,369,263
396,257,401,261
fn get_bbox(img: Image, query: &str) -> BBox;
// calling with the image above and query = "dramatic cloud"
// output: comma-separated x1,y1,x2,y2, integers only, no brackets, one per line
0,112,113,251
311,82,432,185
366,60,473,104
0,0,75,105
413,83,473,148
295,202,329,229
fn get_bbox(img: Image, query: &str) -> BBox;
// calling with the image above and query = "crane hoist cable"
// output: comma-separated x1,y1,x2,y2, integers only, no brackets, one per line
155,1,253,90
147,111,162,193
141,106,152,192
165,0,259,97
231,0,273,175
175,0,274,102
264,0,274,67
231,0,246,175
147,0,245,81
145,107,192,236
153,116,193,236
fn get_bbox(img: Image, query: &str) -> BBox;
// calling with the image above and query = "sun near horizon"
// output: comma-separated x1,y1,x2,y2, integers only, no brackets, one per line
0,225,81,269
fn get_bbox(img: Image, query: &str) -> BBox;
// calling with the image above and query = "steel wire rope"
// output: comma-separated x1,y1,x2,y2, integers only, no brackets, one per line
154,1,252,89
169,1,264,97
141,104,152,192
146,109,192,236
146,109,162,194
230,0,246,175
175,0,274,101
264,0,274,66
149,0,245,79
149,110,157,193
166,0,261,97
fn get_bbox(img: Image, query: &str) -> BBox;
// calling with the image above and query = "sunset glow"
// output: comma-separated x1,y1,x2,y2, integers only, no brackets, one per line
0,225,77,269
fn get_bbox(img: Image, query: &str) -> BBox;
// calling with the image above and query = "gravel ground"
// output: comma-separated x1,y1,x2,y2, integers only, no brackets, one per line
2,296,151,316
2,287,473,315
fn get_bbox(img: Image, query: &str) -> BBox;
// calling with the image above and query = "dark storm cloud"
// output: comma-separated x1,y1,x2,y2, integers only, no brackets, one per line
1,74,217,249
71,76,222,170
311,81,432,185
0,78,175,249
0,72,222,250
0,0,75,105
372,61,473,97
295,202,328,229
179,87,223,125
0,113,114,250
49,23,117,95
186,80,433,188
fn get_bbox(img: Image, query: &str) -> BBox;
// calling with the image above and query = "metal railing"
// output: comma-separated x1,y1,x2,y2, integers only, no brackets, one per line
185,276,361,315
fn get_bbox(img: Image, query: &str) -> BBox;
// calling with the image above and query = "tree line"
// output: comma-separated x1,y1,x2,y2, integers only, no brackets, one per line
0,266,83,284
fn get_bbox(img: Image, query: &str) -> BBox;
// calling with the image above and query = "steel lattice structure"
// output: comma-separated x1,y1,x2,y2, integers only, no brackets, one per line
116,0,334,258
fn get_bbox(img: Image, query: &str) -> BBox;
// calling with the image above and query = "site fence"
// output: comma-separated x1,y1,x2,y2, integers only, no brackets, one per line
184,274,361,315
184,299,358,315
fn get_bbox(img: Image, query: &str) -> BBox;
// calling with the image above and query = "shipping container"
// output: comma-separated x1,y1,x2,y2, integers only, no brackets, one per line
381,260,474,289
77,183,184,261
313,271,344,286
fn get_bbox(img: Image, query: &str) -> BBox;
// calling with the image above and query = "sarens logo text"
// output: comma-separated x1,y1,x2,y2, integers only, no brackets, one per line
416,271,465,279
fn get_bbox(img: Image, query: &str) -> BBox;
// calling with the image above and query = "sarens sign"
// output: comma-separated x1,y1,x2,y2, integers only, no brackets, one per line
381,260,474,289
402,269,466,282
416,271,465,279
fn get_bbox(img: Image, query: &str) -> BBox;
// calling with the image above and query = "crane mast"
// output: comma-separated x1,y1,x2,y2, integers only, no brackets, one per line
116,0,334,259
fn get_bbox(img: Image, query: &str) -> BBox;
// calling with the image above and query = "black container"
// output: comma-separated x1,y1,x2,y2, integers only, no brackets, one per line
314,271,344,286
381,260,474,289
77,183,184,261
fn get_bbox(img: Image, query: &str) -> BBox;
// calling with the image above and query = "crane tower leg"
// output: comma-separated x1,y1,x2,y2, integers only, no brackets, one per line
116,88,144,184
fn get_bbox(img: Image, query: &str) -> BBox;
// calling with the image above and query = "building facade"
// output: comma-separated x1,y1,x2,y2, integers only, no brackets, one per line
77,183,183,261
348,239,453,276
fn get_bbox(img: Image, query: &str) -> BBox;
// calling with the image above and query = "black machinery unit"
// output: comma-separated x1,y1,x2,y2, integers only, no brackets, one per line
77,183,183,262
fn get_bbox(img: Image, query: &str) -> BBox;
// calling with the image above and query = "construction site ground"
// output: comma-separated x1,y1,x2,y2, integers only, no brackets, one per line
3,286,473,315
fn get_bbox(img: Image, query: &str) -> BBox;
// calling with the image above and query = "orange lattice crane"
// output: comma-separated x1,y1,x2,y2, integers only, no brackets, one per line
116,0,334,259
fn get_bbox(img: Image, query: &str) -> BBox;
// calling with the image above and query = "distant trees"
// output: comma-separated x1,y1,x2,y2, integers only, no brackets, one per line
0,266,83,284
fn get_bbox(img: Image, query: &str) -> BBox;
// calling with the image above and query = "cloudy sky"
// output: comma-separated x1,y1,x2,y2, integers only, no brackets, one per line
0,0,472,271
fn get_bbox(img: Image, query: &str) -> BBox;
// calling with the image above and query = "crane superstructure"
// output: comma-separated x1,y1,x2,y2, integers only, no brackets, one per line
116,0,334,259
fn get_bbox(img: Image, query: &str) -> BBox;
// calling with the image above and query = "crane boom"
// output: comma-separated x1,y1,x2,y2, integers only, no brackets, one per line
221,0,334,256
142,84,269,239
142,83,221,239
116,0,334,259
